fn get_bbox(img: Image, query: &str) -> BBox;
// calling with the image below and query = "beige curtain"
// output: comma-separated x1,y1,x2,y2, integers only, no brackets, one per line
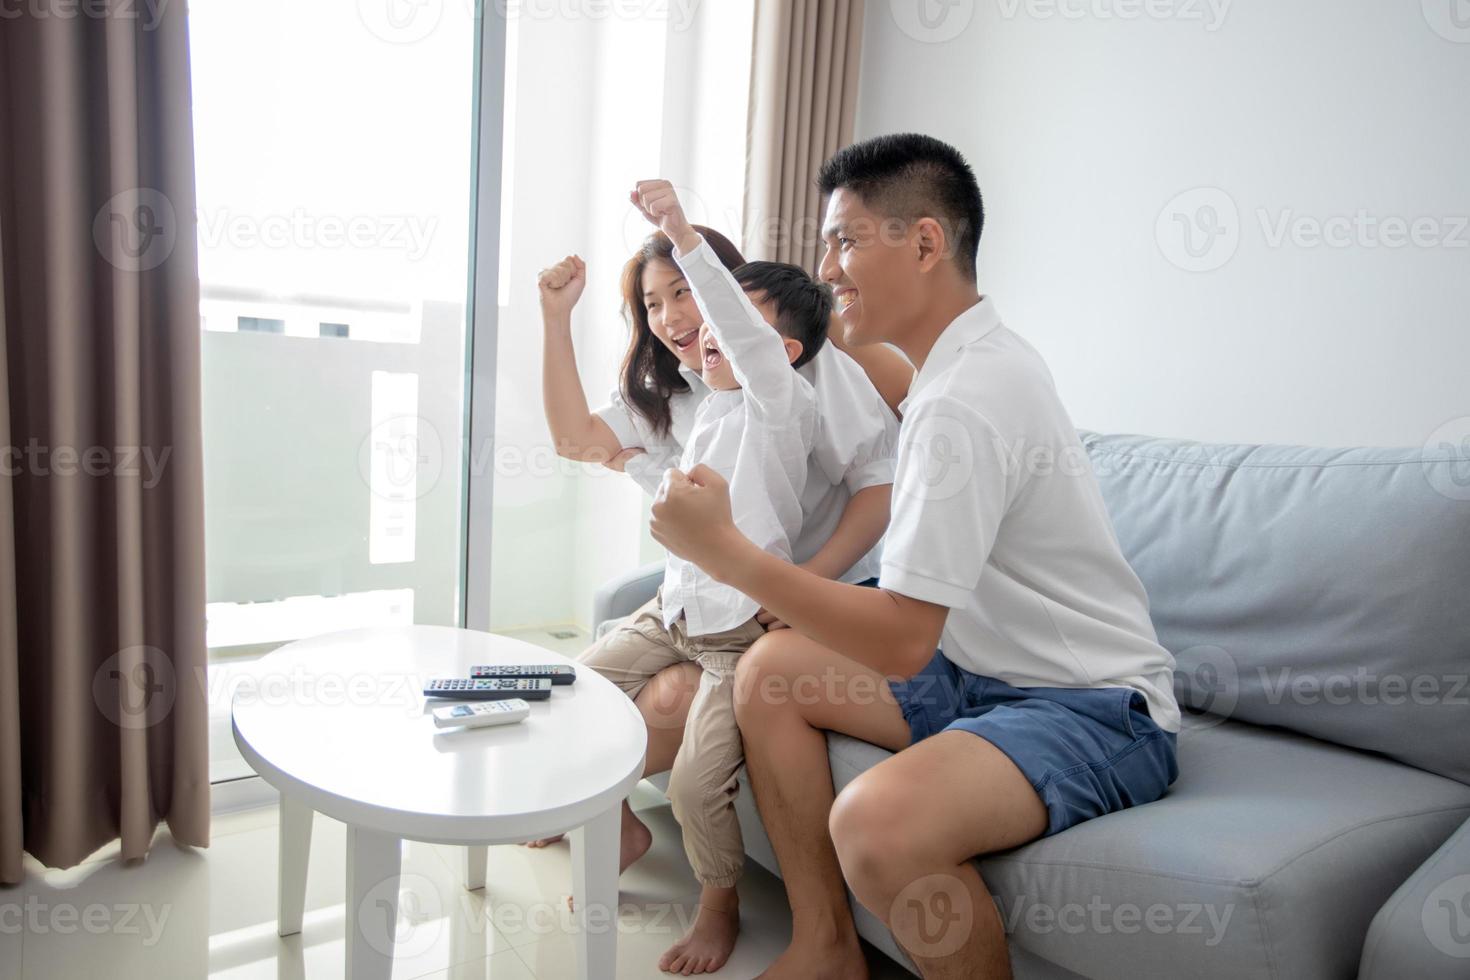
744,0,867,271
0,1,210,883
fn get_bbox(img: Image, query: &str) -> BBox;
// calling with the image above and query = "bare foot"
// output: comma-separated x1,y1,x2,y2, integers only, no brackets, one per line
523,834,565,849
756,927,867,979
659,892,739,975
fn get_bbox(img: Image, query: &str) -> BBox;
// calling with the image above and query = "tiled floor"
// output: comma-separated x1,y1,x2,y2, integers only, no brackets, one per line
1,785,912,979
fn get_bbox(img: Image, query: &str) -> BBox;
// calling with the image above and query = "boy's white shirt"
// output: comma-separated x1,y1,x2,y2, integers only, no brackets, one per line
879,298,1183,732
653,236,817,636
596,303,897,584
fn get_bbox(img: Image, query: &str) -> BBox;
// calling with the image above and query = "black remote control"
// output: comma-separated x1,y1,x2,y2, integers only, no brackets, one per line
423,678,553,701
469,664,576,685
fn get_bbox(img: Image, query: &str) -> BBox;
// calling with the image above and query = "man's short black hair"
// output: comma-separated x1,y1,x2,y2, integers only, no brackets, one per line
732,261,831,370
816,133,984,281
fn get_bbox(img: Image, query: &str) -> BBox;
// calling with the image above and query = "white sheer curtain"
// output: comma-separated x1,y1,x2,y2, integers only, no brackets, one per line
490,2,755,634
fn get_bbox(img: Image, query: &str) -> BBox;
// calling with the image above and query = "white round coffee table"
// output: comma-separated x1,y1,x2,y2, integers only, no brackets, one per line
231,625,646,980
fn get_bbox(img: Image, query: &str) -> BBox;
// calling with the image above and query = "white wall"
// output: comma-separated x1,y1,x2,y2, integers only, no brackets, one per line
856,0,1470,447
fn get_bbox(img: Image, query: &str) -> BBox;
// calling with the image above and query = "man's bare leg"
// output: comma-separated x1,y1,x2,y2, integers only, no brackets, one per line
527,661,701,872
829,731,1048,979
733,631,912,980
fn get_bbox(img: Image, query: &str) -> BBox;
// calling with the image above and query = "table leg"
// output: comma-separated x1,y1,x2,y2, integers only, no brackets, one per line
277,796,313,937
345,825,403,980
463,845,487,891
571,805,620,980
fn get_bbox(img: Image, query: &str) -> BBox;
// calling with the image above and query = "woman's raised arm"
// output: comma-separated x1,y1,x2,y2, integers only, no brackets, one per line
538,255,626,463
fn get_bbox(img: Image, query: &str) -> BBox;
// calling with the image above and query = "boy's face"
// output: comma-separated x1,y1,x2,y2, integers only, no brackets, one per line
818,188,923,347
699,294,800,392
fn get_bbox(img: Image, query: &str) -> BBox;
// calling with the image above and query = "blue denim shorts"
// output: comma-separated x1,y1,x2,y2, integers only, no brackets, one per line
888,651,1179,837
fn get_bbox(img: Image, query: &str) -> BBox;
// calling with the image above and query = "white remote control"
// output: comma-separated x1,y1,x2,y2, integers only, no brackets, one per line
432,698,530,729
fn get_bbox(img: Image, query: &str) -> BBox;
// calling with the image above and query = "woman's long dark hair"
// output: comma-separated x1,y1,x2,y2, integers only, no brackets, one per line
618,225,746,437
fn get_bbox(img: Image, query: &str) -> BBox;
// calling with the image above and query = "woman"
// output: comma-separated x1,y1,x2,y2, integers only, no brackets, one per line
531,223,911,974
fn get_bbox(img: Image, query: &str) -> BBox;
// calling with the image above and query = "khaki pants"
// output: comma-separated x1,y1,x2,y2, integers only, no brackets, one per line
577,589,763,888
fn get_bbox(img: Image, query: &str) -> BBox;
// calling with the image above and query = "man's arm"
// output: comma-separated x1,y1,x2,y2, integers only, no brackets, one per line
652,468,945,678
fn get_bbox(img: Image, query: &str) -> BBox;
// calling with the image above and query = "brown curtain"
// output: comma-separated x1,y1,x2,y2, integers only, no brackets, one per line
0,1,210,883
744,0,866,271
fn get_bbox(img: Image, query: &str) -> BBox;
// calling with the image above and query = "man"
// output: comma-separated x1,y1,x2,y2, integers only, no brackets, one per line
649,133,1181,979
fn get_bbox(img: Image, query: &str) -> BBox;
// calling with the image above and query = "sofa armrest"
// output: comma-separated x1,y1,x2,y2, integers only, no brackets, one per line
591,560,663,636
1359,812,1470,979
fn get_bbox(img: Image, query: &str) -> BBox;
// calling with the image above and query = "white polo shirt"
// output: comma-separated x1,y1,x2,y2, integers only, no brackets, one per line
656,238,816,635
878,298,1181,732
595,309,897,584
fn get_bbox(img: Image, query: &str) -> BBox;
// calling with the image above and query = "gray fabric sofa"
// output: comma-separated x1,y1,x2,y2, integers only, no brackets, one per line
592,432,1470,979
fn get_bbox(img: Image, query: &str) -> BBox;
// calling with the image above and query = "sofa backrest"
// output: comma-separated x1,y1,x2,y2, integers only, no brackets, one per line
1081,431,1470,784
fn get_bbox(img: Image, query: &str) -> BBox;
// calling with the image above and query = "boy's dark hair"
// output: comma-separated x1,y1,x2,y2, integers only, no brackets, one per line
732,261,831,370
816,133,984,282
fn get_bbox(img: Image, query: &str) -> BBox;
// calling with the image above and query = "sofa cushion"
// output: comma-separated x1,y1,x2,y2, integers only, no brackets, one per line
732,715,1470,980
1080,432,1470,784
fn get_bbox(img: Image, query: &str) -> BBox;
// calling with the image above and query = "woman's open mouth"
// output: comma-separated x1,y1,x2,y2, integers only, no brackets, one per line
671,329,699,353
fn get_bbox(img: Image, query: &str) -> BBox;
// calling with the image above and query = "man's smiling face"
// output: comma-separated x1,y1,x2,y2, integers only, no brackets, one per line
818,188,923,348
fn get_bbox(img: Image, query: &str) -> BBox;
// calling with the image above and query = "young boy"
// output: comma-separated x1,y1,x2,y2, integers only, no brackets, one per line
573,179,847,974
